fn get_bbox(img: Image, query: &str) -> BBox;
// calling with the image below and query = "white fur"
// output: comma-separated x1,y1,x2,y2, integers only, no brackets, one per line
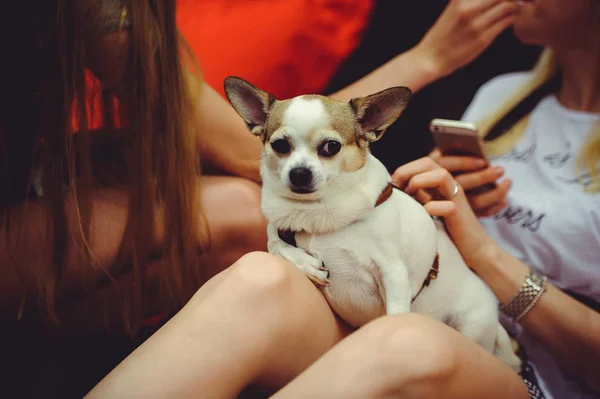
260,97,522,372
283,97,328,135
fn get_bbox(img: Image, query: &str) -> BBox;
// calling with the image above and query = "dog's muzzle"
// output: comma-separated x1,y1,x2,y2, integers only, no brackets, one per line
289,167,314,194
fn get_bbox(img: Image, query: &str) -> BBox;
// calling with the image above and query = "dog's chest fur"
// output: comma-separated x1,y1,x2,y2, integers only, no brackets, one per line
294,195,439,327
294,214,388,326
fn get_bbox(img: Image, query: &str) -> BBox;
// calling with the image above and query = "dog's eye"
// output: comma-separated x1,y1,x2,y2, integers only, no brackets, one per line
318,141,342,157
271,138,291,155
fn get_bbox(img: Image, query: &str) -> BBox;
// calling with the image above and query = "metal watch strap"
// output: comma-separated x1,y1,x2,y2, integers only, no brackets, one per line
500,271,548,321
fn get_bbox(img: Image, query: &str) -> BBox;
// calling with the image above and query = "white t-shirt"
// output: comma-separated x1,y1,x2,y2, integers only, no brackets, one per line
462,72,600,399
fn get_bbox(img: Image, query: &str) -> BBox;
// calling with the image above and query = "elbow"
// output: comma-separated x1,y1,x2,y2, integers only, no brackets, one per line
583,367,600,394
573,346,600,394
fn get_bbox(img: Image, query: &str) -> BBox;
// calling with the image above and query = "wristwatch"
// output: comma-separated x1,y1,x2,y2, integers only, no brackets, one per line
499,271,548,321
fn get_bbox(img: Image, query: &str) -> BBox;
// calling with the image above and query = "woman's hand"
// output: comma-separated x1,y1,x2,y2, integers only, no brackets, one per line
429,149,511,217
414,0,523,79
392,156,499,270
330,1,522,101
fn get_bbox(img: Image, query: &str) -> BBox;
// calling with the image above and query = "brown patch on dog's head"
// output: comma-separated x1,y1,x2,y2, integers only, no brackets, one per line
305,95,356,141
286,95,365,172
262,100,292,141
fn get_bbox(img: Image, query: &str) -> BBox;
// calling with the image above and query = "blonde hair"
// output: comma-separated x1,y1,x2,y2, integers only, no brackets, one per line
477,48,600,193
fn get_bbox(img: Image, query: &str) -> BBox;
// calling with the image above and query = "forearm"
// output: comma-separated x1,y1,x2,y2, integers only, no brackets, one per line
194,84,262,182
329,45,442,101
330,0,522,102
477,246,600,391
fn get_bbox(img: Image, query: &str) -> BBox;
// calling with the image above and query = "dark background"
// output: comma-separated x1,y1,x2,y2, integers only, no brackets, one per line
324,0,542,171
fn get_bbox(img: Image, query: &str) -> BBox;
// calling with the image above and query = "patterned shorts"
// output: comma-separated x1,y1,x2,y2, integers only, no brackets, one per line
518,348,546,399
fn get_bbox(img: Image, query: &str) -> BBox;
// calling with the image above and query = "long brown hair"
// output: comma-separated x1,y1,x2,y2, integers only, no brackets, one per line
0,0,204,334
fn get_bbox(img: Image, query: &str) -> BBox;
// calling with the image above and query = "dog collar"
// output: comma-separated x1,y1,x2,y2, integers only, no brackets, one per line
375,182,395,207
411,254,439,303
277,182,440,302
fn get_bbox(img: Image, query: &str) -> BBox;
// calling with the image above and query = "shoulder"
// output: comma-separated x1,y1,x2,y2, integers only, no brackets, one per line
461,72,533,122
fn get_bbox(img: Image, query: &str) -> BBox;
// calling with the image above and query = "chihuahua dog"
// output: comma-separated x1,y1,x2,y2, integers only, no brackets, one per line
224,76,521,372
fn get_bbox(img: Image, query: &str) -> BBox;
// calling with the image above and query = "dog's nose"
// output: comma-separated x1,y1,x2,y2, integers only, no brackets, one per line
289,167,313,188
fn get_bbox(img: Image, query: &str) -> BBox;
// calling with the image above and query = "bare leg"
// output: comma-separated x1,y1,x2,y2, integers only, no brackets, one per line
87,253,527,399
87,252,353,398
274,314,529,399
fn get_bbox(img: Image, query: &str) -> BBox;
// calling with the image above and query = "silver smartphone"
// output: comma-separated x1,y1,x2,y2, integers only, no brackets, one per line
429,118,496,193
429,118,488,161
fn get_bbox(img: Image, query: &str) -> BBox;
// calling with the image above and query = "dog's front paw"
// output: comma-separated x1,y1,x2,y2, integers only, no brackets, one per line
300,256,331,287
281,248,330,286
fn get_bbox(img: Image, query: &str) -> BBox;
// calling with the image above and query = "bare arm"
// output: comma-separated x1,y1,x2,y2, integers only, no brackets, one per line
194,84,263,182
393,157,600,393
331,0,522,101
479,246,600,392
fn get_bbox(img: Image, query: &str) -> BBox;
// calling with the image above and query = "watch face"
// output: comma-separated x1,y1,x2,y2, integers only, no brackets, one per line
530,273,544,286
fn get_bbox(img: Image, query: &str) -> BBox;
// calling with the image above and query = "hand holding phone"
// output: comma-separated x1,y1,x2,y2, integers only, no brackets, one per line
429,119,510,216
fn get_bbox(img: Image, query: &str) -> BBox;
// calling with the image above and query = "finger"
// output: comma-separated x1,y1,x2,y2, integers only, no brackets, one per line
477,6,519,43
478,198,508,218
455,166,504,190
468,178,512,210
436,155,486,173
474,1,522,30
454,0,505,15
392,157,441,188
414,188,433,205
404,168,458,200
428,148,442,161
424,200,457,218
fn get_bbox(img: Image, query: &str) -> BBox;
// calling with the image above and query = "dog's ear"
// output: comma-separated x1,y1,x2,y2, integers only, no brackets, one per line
350,86,412,142
224,76,277,138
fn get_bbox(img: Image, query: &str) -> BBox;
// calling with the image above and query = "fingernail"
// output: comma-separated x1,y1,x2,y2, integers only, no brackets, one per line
495,166,504,176
474,159,486,168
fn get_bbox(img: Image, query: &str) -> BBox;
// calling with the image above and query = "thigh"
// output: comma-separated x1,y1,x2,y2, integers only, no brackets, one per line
87,252,353,398
273,313,529,399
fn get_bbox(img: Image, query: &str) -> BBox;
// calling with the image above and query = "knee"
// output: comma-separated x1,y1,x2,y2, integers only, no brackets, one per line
352,314,459,397
226,251,293,295
187,251,294,323
213,251,308,323
195,251,325,343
